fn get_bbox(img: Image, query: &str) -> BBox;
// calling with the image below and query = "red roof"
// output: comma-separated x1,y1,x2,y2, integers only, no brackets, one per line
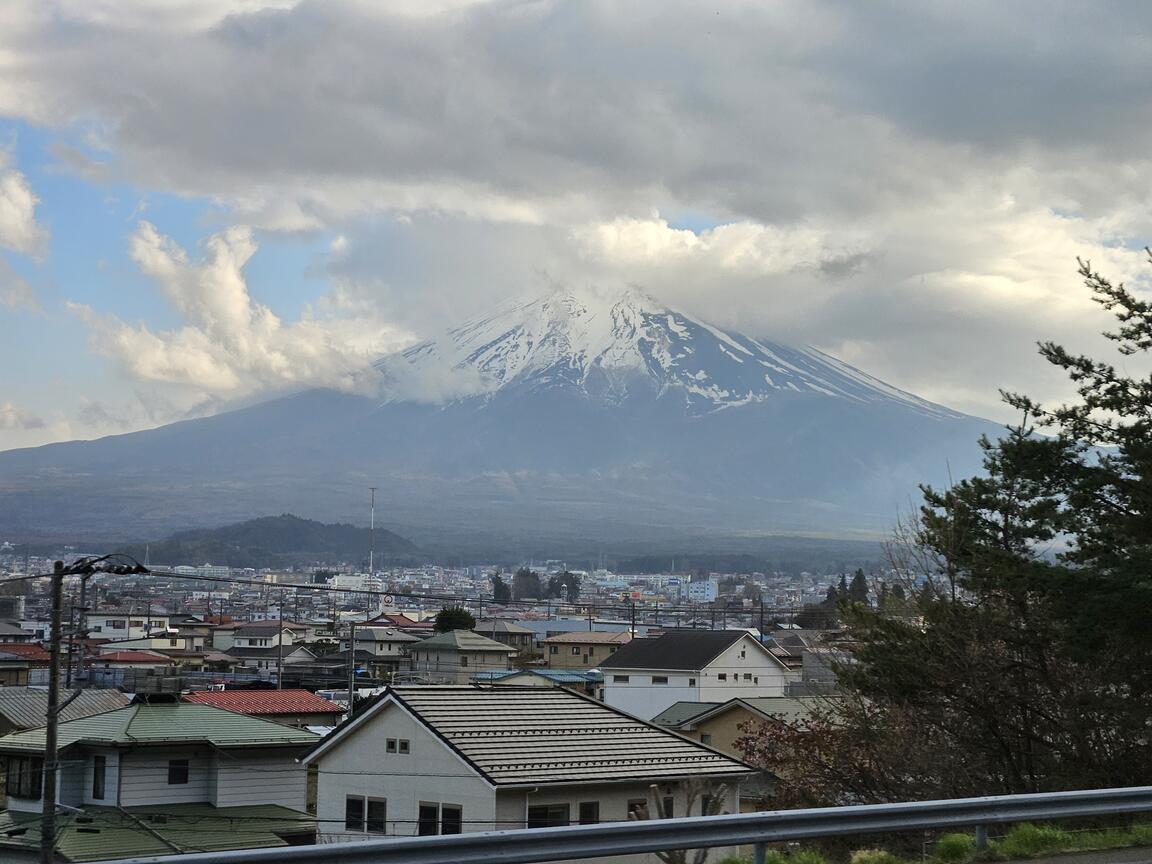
182,689,344,715
0,643,50,661
369,613,433,628
95,650,170,663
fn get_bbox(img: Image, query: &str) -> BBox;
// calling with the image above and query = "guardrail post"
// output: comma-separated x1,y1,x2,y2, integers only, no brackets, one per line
754,842,766,864
974,825,988,851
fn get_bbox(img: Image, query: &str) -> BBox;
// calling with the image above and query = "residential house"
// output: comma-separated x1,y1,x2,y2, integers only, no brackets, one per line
303,685,756,845
0,651,30,685
0,643,49,671
0,621,35,643
182,689,345,728
471,669,603,697
88,650,172,672
93,633,206,654
225,644,316,674
343,626,420,676
652,696,824,757
542,631,631,669
405,631,515,684
472,620,537,655
0,687,129,737
600,631,793,720
365,612,435,637
0,703,319,861
85,611,171,640
212,621,312,652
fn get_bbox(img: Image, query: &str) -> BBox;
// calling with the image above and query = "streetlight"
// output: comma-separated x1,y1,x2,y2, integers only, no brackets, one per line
41,554,148,864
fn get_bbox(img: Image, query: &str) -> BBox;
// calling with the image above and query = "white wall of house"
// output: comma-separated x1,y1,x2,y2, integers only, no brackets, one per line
603,635,793,720
85,614,171,640
83,747,120,806
119,747,211,806
314,700,496,841
407,649,511,685
211,749,307,809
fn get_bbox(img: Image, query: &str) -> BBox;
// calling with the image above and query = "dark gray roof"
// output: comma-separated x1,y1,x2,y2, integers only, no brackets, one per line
308,685,755,786
599,630,750,671
0,687,129,730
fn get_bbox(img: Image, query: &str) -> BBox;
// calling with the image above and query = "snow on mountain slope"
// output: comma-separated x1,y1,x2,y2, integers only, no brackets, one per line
375,286,960,419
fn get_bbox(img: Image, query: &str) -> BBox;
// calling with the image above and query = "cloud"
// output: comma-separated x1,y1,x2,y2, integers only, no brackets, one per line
0,401,45,430
0,253,39,311
5,0,1152,426
0,156,48,258
70,221,413,399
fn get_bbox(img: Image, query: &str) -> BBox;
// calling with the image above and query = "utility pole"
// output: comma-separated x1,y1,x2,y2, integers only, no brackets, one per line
629,602,636,639
41,561,63,864
346,622,357,720
368,486,377,577
275,590,285,690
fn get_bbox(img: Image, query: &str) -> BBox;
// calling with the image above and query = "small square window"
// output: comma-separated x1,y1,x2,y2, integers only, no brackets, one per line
571,646,581,655
399,739,410,754
386,738,397,753
717,673,727,682
167,759,189,785
612,675,630,683
652,676,668,685
743,673,752,681
700,732,713,745
626,799,647,819
688,678,696,687
460,656,469,667
549,646,558,655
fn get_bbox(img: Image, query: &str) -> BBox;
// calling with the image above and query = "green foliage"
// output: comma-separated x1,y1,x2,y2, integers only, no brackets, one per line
847,569,870,605
740,258,1152,806
933,833,975,863
512,567,543,600
433,606,476,632
789,851,828,864
848,850,900,864
545,571,581,603
992,824,1072,859
490,571,512,603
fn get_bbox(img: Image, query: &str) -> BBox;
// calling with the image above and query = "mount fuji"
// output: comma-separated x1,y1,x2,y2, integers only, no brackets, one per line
0,287,998,547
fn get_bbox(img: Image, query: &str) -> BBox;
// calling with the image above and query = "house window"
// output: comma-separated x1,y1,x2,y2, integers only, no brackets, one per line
652,676,668,685
743,673,752,681
4,755,43,799
366,798,387,834
626,799,647,819
130,620,144,628
418,803,439,835
167,759,189,785
740,649,746,658
549,646,558,655
399,739,410,754
700,733,713,745
688,678,696,687
386,738,397,753
587,647,595,656
578,801,600,824
663,796,675,818
571,646,581,655
460,655,469,667
109,620,125,629
717,673,727,681
527,804,570,828
612,675,630,683
92,755,106,800
169,639,179,647
345,796,365,831
441,805,462,834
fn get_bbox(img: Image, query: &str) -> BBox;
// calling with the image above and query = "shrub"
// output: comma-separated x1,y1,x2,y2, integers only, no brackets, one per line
848,849,902,864
995,824,1072,858
934,833,975,863
789,850,829,864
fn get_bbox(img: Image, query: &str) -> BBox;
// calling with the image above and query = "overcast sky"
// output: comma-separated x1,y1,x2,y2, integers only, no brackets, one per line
3,0,1152,449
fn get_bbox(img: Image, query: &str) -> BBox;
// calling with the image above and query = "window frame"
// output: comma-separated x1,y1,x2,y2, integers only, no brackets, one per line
527,803,570,828
652,675,668,685
92,754,106,800
345,796,365,832
418,802,440,836
167,759,190,785
578,801,600,825
366,797,387,834
441,804,463,835
398,739,410,754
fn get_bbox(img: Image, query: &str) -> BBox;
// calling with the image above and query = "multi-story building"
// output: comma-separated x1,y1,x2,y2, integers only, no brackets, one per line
542,630,632,669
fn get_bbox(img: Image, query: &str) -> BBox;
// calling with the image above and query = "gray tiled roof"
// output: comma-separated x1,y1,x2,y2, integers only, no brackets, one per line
0,687,129,730
651,701,722,726
350,686,756,786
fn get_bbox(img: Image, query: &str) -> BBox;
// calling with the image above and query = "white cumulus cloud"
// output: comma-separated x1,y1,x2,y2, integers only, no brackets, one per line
70,221,414,399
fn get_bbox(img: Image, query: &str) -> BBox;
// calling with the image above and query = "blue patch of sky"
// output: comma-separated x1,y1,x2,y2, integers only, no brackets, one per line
664,211,725,234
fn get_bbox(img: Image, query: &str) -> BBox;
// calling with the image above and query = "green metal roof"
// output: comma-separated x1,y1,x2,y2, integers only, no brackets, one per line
0,804,315,861
0,703,319,753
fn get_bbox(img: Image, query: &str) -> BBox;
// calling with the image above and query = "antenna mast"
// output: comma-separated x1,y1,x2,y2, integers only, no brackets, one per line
368,486,377,576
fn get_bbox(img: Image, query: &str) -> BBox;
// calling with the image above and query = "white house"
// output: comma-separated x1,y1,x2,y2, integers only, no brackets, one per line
599,630,794,720
85,611,172,640
303,685,757,848
0,702,319,860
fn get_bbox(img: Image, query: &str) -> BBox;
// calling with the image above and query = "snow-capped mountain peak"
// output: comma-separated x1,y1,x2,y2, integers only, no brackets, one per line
374,286,957,418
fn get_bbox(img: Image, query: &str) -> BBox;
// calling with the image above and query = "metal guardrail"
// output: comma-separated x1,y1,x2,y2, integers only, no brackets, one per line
106,786,1152,864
